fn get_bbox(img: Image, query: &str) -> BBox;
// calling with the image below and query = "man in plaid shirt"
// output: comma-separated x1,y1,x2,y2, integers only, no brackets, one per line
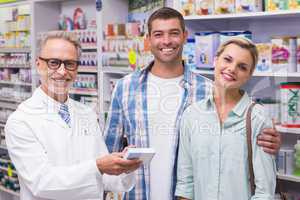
104,7,281,200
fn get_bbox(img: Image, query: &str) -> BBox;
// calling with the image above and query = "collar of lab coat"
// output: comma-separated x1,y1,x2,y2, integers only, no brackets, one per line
18,87,73,129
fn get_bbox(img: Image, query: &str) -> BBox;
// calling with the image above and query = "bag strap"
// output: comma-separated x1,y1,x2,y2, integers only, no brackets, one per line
246,102,256,196
247,102,288,200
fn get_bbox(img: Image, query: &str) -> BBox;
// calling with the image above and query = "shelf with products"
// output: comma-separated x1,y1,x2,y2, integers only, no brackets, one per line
183,10,300,21
0,185,19,197
276,125,300,135
102,66,134,74
0,80,31,86
0,48,30,53
193,70,300,77
0,102,17,110
277,173,300,183
0,166,17,175
69,88,98,96
77,66,97,73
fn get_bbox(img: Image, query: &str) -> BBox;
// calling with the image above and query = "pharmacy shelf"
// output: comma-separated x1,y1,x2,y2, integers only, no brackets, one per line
0,102,18,110
0,123,5,128
0,145,7,150
81,46,97,51
0,186,19,197
0,119,6,124
276,125,300,135
277,173,300,183
192,70,300,77
69,88,98,96
0,166,17,174
0,80,31,86
0,64,30,69
253,72,300,77
0,97,23,104
0,48,31,53
102,66,134,74
78,66,98,73
184,10,300,21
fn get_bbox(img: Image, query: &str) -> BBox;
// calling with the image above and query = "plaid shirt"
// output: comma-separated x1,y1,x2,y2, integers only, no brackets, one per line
104,61,212,200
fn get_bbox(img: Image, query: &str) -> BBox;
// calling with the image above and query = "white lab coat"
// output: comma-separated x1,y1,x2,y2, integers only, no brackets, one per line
5,87,134,200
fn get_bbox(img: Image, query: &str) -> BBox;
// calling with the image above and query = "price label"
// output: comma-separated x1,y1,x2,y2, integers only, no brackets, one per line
128,49,137,66
7,164,13,177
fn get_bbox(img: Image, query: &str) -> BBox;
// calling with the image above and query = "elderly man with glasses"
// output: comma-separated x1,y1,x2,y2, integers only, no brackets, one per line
5,31,141,200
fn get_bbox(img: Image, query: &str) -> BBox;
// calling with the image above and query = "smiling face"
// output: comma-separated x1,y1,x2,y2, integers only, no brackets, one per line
214,43,254,90
147,18,188,66
36,38,78,102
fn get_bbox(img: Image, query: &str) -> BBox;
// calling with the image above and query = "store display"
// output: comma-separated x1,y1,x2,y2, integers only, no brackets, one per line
235,0,263,13
214,0,235,14
289,0,300,9
79,52,97,67
183,38,196,70
0,53,30,68
180,0,196,16
195,32,220,69
280,82,300,128
277,148,295,175
265,0,288,11
195,0,214,15
73,74,97,89
256,43,272,72
271,37,297,73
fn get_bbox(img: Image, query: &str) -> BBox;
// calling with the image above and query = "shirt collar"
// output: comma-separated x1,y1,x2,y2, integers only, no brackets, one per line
36,86,70,113
231,91,252,117
205,90,252,117
138,60,192,87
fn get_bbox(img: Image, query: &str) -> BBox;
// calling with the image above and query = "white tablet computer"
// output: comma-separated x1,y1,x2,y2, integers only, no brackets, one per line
124,148,156,165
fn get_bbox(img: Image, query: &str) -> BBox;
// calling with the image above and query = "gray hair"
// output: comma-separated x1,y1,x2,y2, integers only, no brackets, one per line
38,31,82,58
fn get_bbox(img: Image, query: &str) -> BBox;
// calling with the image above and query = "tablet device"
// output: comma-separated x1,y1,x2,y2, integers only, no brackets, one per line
124,148,156,165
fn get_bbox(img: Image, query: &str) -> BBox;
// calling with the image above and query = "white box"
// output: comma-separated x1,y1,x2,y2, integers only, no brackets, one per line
124,148,155,165
236,0,263,13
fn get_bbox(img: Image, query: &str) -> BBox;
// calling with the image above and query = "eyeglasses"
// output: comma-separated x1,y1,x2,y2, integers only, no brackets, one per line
39,57,80,71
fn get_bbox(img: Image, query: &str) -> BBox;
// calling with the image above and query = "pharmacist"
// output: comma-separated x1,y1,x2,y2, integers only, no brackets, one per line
5,32,141,200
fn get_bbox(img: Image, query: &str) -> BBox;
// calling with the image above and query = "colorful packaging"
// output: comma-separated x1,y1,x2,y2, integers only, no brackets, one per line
195,0,214,15
180,0,196,16
288,0,300,9
280,82,300,128
214,0,235,14
195,32,220,69
256,43,272,72
271,37,297,73
183,38,196,70
264,0,288,11
236,0,263,13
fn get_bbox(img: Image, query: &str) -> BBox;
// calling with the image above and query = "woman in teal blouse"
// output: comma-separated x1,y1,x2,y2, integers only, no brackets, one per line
175,38,276,200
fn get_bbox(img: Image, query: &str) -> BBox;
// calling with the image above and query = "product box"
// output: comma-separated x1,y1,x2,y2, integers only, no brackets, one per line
256,43,272,72
297,37,300,72
277,148,295,175
214,0,235,14
264,0,288,11
236,0,263,13
183,38,196,70
271,37,297,73
180,0,196,16
219,31,252,44
288,0,300,9
195,32,220,69
195,0,214,15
